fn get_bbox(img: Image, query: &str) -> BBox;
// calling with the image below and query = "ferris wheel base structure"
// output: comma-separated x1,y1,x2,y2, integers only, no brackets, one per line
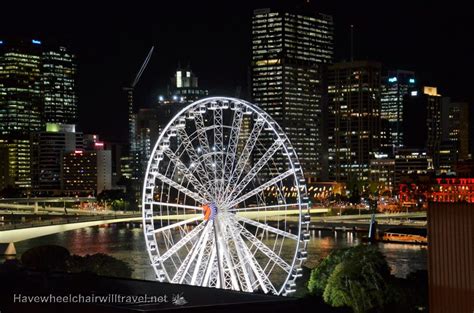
142,97,310,296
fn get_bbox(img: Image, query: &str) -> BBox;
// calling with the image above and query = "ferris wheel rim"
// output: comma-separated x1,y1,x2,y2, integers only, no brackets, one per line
142,96,309,295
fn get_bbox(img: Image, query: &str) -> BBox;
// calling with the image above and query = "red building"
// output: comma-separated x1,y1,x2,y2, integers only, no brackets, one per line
399,177,474,204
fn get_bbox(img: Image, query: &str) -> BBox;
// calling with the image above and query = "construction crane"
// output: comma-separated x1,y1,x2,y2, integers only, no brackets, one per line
124,46,154,156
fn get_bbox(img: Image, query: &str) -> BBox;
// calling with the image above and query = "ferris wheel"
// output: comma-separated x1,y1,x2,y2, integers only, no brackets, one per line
142,97,310,296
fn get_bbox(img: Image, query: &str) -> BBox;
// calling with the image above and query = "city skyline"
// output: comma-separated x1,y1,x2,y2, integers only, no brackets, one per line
1,0,472,141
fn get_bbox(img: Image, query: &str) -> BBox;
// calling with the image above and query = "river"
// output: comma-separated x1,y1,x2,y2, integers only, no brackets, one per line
7,223,427,280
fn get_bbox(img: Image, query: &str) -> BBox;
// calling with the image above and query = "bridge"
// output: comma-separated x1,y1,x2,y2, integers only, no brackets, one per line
0,197,98,213
0,207,330,255
1,200,425,256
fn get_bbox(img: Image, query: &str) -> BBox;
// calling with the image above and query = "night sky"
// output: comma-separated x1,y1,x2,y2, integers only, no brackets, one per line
1,0,473,142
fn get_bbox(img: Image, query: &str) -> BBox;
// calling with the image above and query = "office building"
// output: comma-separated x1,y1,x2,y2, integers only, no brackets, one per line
0,38,77,189
167,65,208,102
403,86,442,171
327,61,382,182
31,123,83,194
62,149,112,195
394,148,433,186
0,39,43,188
0,145,11,190
369,155,395,193
403,86,442,152
251,7,334,181
42,47,77,124
380,70,416,150
441,98,469,160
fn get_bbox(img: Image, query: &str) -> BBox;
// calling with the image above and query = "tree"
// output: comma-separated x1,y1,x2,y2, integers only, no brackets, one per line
308,245,392,313
66,253,133,278
21,245,70,271
308,248,346,296
97,189,131,211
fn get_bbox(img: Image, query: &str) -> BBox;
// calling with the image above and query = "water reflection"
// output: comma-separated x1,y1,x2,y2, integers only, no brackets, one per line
11,225,426,280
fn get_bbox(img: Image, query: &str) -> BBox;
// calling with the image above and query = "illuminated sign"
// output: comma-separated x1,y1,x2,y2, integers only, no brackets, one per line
409,78,415,84
46,123,60,132
32,39,42,45
74,150,83,155
411,91,418,96
388,77,397,83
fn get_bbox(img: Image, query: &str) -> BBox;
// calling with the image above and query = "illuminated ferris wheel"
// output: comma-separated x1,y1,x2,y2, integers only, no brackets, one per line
142,97,310,295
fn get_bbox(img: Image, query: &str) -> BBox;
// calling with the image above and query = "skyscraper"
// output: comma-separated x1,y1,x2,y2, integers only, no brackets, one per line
62,149,112,196
380,70,416,150
327,61,382,182
403,86,442,170
31,123,83,194
0,39,44,188
42,47,77,124
0,38,77,190
441,98,469,160
0,39,44,136
251,6,334,181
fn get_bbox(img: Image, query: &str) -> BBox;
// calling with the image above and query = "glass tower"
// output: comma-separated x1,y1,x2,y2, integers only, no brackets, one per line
327,61,382,182
251,7,334,181
42,47,77,124
380,70,416,151
0,39,77,190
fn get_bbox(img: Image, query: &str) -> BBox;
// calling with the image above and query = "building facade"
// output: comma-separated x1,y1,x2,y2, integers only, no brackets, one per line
31,123,83,194
251,7,334,181
369,156,395,193
403,86,443,171
394,148,433,186
42,47,77,124
327,61,382,182
62,149,112,195
0,38,77,190
441,98,469,160
380,70,415,151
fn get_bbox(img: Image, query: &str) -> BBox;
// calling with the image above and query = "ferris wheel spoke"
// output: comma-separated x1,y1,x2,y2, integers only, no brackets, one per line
190,227,216,285
154,172,207,204
214,218,241,290
229,203,300,212
172,222,213,284
226,169,295,209
235,222,292,273
220,107,243,203
223,118,265,201
176,126,214,197
229,225,277,294
163,148,212,201
222,216,258,292
151,201,203,211
152,216,202,234
156,222,206,263
202,245,217,287
237,216,299,241
194,111,217,199
224,138,283,206
213,107,224,202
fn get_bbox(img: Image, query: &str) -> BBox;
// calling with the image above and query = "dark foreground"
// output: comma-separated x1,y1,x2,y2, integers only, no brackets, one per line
0,265,348,313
